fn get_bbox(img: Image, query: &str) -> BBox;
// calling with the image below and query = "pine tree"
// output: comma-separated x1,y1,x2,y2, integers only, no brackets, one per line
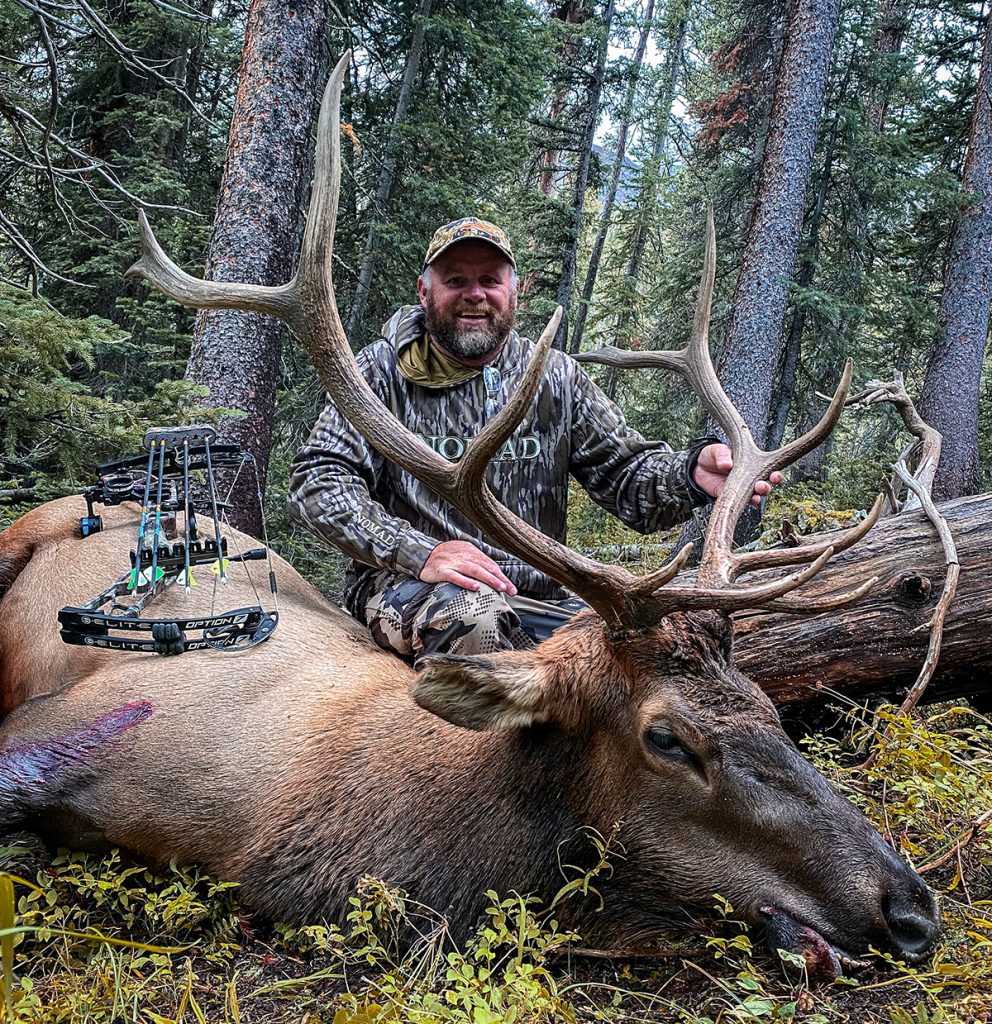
185,0,332,533
570,0,657,355
919,9,992,500
346,0,433,340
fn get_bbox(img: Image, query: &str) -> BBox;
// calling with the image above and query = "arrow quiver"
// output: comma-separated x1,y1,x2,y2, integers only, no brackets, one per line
59,425,279,655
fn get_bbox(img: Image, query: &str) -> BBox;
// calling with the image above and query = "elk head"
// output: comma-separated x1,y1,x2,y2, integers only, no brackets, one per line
409,609,938,975
126,52,939,974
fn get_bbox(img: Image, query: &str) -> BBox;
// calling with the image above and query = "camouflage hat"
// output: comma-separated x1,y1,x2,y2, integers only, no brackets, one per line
423,217,516,269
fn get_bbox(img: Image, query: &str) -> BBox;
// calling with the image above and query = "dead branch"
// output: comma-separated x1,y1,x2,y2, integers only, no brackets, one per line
845,372,942,513
916,808,992,875
1,0,213,282
0,489,36,503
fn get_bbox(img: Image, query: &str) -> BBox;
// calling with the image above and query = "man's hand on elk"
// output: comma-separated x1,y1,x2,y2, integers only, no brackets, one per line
420,540,519,595
694,443,784,505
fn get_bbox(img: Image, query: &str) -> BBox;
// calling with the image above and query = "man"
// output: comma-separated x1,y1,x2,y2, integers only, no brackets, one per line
288,217,779,659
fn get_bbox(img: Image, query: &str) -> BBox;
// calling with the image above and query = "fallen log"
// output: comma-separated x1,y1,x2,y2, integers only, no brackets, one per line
731,492,991,712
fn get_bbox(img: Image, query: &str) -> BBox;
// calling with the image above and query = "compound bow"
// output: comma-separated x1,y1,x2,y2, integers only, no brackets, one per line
58,425,279,655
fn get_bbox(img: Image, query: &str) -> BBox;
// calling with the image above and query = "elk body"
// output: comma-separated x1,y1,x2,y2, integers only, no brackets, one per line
0,54,940,974
0,497,938,971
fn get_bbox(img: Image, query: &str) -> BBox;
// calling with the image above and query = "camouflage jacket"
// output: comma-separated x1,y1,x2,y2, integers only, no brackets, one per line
288,305,710,608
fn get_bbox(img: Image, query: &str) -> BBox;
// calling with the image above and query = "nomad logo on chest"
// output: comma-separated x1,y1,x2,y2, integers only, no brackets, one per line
416,434,542,463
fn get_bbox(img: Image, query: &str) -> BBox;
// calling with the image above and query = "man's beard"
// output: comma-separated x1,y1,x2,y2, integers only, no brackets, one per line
424,294,516,360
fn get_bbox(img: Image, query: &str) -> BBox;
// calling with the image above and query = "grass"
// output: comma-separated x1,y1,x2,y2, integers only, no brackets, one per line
0,701,989,1023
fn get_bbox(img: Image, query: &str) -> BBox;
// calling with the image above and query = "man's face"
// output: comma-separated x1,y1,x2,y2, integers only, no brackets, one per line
418,241,518,362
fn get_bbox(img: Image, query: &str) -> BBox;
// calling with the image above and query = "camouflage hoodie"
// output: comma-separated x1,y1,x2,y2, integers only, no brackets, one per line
287,305,709,608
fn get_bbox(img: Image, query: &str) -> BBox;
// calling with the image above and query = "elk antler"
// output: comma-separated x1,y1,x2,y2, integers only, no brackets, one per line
127,54,877,634
575,208,881,618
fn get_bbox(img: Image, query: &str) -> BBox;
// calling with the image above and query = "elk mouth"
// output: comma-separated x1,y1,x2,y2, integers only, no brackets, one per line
759,906,870,982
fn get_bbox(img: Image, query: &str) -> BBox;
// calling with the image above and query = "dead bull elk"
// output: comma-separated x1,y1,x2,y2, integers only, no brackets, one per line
0,54,939,975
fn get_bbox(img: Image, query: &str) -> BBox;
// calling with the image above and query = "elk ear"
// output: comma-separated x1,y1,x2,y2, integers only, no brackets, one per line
413,651,548,731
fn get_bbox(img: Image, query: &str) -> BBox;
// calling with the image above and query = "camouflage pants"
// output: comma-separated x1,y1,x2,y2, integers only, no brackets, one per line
358,570,588,659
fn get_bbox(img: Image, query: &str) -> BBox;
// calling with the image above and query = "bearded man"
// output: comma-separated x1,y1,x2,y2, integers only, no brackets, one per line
288,218,778,658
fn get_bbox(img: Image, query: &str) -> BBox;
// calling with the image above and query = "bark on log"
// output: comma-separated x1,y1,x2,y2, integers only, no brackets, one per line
731,493,991,712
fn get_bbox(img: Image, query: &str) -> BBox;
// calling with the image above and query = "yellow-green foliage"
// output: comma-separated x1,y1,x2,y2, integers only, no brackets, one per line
0,706,989,1023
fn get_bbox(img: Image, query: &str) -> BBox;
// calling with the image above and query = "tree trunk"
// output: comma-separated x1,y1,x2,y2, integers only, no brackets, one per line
521,1,591,299
766,112,839,449
570,0,656,355
536,1,591,199
604,10,686,398
918,11,992,502
731,493,992,712
186,0,330,535
346,0,433,344
867,0,908,135
620,12,685,311
714,0,842,450
554,0,616,351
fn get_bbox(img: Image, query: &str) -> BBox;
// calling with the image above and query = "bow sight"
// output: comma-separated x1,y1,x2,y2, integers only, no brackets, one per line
59,425,279,655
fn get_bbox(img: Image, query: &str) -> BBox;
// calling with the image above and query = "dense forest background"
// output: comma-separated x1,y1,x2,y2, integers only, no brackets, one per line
2,0,991,561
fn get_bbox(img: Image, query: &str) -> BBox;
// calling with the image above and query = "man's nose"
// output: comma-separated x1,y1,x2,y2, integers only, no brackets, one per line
462,282,486,302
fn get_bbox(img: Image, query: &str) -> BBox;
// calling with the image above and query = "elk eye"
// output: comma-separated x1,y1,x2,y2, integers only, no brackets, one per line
646,728,686,759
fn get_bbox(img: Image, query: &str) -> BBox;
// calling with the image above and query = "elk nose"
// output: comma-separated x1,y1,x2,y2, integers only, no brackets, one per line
882,884,940,961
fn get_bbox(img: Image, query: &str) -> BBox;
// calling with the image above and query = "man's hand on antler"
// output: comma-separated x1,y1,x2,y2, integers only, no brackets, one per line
693,443,783,506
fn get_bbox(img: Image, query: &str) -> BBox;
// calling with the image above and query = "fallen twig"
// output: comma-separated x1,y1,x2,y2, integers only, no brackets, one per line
917,808,992,876
568,945,708,960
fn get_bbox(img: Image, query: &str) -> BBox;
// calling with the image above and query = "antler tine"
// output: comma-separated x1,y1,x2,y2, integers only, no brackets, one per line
677,208,764,587
726,495,883,614
732,494,884,577
648,545,839,615
630,543,695,597
573,346,685,373
770,357,854,473
763,576,879,614
126,211,302,327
